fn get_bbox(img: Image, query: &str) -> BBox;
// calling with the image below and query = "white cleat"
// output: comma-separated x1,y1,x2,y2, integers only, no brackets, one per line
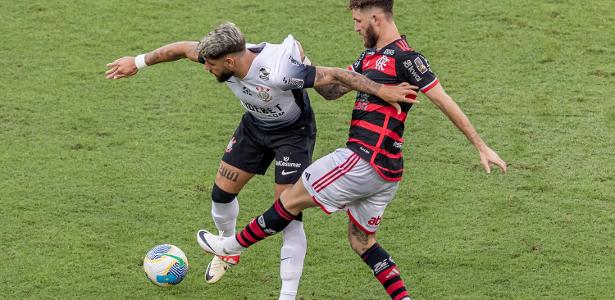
196,230,241,257
204,255,230,283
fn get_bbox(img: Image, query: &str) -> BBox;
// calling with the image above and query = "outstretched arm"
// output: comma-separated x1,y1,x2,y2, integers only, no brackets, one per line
313,66,417,113
105,41,199,80
424,83,507,173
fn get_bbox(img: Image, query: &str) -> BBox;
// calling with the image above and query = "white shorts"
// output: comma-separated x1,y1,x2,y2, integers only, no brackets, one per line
302,148,399,234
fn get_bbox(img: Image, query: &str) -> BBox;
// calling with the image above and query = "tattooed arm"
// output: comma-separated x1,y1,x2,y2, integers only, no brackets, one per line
313,66,418,109
314,83,353,100
105,42,199,79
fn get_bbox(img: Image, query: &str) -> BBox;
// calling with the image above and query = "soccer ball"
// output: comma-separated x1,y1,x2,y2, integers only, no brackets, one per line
143,244,189,286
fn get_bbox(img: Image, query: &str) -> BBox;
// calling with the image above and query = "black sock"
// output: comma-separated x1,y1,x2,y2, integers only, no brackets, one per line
361,243,410,300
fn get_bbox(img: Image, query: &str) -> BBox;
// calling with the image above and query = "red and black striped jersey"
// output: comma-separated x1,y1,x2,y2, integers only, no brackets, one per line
346,36,439,181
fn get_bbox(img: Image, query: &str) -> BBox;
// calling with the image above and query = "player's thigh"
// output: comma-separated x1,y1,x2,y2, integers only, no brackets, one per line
214,161,255,194
346,181,399,234
279,179,317,215
222,122,275,178
302,148,376,213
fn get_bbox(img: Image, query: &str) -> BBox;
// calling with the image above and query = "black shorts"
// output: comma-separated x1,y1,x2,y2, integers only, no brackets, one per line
222,118,316,184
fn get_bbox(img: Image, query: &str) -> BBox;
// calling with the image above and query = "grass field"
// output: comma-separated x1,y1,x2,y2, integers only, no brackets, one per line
2,0,614,299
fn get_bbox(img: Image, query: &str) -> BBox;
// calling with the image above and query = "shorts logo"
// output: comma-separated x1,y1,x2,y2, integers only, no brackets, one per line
367,216,381,226
281,170,298,176
275,156,302,168
259,67,271,80
225,136,236,153
256,86,272,102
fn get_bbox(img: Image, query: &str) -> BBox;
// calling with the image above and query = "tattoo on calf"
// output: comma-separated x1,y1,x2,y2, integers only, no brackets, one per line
218,165,239,182
350,222,369,244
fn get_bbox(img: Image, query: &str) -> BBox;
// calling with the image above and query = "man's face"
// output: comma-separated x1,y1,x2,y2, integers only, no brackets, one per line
204,57,234,82
352,9,379,48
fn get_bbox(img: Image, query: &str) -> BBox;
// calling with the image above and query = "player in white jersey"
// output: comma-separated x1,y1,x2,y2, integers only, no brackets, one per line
106,22,415,299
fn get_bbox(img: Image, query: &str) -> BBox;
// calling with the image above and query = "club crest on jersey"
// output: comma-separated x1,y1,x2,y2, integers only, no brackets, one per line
259,67,271,80
256,85,272,102
414,57,428,74
375,56,390,71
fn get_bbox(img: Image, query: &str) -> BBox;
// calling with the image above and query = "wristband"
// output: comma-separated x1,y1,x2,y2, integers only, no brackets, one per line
134,54,148,70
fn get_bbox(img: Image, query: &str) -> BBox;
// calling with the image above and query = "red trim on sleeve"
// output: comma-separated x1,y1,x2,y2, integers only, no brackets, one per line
421,78,439,93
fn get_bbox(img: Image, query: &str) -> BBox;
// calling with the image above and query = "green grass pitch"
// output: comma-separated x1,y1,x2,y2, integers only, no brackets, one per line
1,0,614,299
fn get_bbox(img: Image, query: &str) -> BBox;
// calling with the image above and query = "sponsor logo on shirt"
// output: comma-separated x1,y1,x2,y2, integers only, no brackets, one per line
259,67,271,80
282,77,305,89
383,49,395,56
403,59,422,82
241,102,285,118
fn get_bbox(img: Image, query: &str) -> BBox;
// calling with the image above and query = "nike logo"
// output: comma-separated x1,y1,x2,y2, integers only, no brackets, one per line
281,170,298,176
280,257,291,261
198,231,215,253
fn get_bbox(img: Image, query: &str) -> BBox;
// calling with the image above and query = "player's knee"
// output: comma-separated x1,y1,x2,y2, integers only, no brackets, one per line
211,184,238,203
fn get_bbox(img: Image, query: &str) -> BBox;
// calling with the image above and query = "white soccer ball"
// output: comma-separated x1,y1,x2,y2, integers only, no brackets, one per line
143,244,189,286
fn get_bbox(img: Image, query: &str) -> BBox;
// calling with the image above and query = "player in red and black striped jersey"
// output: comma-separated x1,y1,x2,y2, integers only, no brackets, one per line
345,37,440,181
195,1,506,300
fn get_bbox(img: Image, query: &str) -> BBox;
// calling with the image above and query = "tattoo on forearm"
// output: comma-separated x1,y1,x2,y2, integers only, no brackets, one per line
319,68,381,97
218,165,239,182
145,51,159,66
314,83,351,100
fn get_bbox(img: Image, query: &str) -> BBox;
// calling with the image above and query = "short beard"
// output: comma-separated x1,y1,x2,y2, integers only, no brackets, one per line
363,24,379,48
215,70,233,82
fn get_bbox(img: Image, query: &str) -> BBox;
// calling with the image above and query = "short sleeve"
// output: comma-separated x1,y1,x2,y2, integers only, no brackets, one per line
274,36,317,90
399,53,439,93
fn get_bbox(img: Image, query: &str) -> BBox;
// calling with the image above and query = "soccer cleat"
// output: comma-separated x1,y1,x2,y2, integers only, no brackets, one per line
196,230,241,257
204,255,229,283
204,254,240,283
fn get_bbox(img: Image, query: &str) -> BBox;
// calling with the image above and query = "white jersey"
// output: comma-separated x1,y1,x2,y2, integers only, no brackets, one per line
223,35,316,130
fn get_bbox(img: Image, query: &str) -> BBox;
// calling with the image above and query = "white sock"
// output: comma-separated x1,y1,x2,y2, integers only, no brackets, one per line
211,198,239,238
279,220,307,300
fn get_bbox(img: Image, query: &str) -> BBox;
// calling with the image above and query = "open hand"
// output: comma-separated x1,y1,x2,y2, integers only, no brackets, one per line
105,56,138,80
479,146,507,173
